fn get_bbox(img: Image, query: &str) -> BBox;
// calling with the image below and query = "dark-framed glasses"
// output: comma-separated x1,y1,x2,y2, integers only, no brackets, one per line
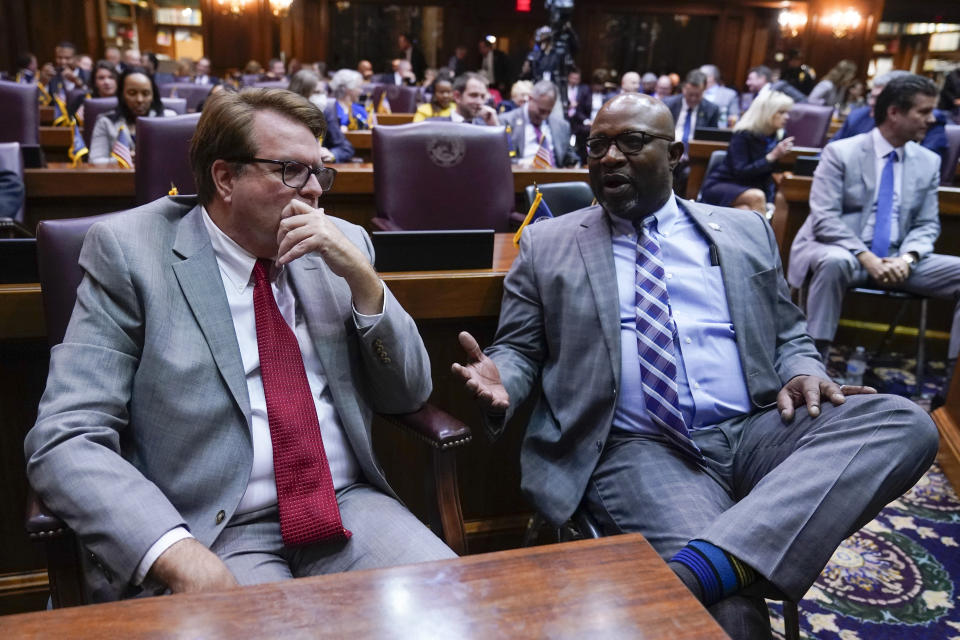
584,130,675,159
227,157,337,191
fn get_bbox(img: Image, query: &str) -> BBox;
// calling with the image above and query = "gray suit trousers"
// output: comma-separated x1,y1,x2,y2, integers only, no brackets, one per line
803,248,960,359
583,393,937,602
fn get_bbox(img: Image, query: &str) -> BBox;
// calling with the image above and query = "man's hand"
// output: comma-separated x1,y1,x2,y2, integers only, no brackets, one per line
478,105,500,126
777,375,876,422
451,331,510,413
858,251,907,285
148,538,238,594
276,199,383,313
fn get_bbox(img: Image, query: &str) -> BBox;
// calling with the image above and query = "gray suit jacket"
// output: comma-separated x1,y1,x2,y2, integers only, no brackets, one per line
485,199,823,526
787,132,942,289
24,196,431,600
500,106,579,167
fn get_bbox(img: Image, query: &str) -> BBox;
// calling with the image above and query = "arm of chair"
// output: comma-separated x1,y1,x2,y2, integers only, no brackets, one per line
25,487,68,540
25,487,87,608
370,216,404,231
379,403,471,555
378,402,472,450
509,211,526,231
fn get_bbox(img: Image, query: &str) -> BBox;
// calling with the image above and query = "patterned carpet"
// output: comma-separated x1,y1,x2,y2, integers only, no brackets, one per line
767,350,960,639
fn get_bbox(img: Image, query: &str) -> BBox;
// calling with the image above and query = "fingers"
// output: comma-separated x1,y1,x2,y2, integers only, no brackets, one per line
820,378,846,405
839,384,877,395
457,331,484,361
802,379,822,417
776,386,796,423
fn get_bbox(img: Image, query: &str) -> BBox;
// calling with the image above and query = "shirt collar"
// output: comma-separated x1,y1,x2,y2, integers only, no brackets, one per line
871,127,903,162
201,206,280,293
607,194,682,237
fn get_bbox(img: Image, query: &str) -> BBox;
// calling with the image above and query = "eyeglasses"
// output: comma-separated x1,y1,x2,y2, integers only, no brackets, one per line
227,157,337,191
584,130,675,159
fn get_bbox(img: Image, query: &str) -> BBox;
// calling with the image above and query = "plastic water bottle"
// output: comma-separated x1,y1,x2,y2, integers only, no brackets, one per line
845,346,867,386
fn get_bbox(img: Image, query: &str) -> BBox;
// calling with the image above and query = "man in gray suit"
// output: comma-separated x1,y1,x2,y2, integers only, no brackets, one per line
788,74,960,375
500,79,580,167
25,89,453,602
453,93,937,638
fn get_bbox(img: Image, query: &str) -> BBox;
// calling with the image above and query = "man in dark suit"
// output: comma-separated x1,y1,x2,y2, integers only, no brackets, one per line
743,65,806,110
192,58,221,86
374,59,416,87
564,67,592,162
398,33,426,82
500,79,579,167
453,92,937,639
664,69,720,194
478,36,510,96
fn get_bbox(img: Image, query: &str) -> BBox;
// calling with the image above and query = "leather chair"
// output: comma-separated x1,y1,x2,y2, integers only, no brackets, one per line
27,211,472,607
252,80,290,90
523,181,594,215
371,121,517,231
0,141,27,233
372,85,419,114
65,87,88,109
81,97,118,148
696,149,728,202
0,80,42,166
241,74,262,87
160,97,187,115
784,104,834,148
134,113,201,204
941,124,960,186
158,82,212,112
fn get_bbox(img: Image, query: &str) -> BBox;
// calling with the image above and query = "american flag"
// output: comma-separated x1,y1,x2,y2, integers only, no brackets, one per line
532,127,554,168
111,123,134,168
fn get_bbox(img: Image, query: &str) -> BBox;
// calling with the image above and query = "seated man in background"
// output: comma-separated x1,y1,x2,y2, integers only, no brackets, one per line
620,71,641,95
453,92,937,639
700,64,739,127
25,88,453,602
450,72,500,125
831,69,949,164
664,69,720,194
501,79,579,167
788,74,960,386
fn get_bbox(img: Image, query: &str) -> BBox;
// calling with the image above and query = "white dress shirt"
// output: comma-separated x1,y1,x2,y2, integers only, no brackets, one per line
674,100,701,142
134,207,377,583
860,127,904,250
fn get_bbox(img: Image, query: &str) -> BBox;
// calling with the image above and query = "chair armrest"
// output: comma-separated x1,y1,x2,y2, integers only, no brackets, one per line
25,487,69,540
509,211,525,231
371,216,403,231
379,403,472,450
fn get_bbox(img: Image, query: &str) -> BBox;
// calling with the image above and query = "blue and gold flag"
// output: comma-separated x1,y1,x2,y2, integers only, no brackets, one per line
67,121,88,167
513,185,554,246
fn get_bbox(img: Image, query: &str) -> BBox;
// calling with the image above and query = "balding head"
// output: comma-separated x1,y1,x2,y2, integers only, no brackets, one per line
588,94,682,221
621,71,641,93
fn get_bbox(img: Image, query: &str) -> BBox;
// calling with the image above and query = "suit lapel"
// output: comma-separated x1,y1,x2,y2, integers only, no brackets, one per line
576,208,621,385
898,143,916,241
171,206,251,420
858,133,877,230
510,110,526,158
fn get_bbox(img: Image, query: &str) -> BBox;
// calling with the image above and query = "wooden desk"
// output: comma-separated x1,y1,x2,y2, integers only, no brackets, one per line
685,139,821,201
23,163,588,229
0,534,726,639
376,113,416,125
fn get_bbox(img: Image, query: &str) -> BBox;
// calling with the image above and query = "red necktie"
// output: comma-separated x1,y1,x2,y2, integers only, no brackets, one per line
252,259,350,546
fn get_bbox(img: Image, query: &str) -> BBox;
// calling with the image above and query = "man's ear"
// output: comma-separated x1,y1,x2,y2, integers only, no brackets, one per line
211,159,237,204
667,141,685,169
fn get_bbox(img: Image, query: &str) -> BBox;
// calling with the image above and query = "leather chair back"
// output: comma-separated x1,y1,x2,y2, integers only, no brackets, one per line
241,74,261,87
159,82,212,112
0,142,25,223
66,87,87,108
523,181,594,216
134,113,201,204
252,80,289,90
160,97,187,114
0,80,40,145
37,210,129,346
372,121,514,231
784,104,833,148
697,150,728,201
942,124,960,187
372,85,419,113
82,97,119,148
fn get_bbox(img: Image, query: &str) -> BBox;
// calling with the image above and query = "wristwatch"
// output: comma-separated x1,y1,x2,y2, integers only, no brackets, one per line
901,253,916,269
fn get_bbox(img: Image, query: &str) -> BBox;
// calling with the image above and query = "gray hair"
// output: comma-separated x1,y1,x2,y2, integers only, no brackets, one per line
531,79,557,99
329,69,363,99
872,69,911,89
700,64,721,83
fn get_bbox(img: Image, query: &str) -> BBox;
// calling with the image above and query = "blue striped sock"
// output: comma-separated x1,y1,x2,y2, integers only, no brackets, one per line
669,539,757,606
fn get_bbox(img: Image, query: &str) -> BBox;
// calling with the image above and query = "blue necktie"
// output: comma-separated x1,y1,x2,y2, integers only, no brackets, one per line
634,220,701,461
682,108,693,153
870,151,897,258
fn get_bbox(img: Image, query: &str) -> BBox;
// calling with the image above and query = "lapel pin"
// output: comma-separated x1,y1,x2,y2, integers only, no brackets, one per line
708,222,722,231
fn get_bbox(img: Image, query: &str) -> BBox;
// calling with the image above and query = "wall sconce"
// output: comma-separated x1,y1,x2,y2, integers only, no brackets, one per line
824,8,862,39
269,0,294,17
778,9,808,38
215,0,251,16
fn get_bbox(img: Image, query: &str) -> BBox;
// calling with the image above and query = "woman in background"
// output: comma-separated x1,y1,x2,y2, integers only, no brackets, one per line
413,76,455,121
288,69,354,163
699,90,795,213
329,69,369,131
89,67,175,166
808,60,857,109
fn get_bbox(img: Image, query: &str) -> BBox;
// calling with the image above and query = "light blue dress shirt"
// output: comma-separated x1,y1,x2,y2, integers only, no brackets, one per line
610,196,751,436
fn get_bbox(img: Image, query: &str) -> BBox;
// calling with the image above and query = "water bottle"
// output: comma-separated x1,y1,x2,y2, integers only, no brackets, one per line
845,346,867,386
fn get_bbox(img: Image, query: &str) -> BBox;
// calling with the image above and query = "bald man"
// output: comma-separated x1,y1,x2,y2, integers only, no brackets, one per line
453,93,937,638
620,71,640,94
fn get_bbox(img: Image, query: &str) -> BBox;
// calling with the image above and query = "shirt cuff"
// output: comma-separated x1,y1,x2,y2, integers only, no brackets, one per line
352,280,386,328
134,526,194,585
